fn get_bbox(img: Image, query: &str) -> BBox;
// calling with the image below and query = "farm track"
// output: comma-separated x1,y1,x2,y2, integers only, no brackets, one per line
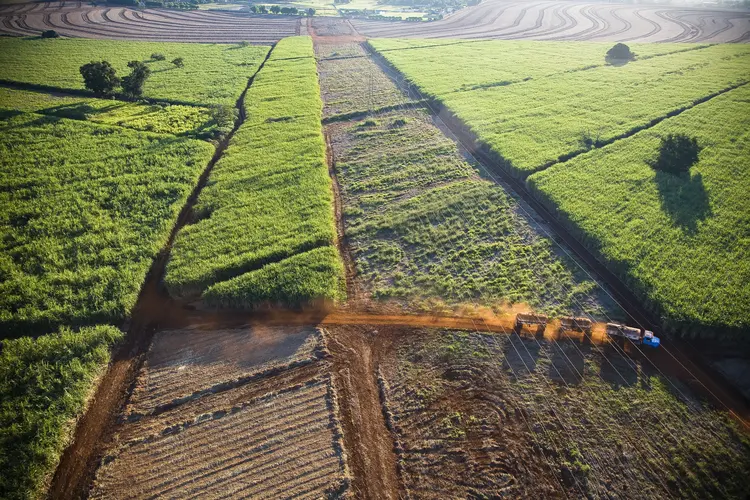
46,45,276,500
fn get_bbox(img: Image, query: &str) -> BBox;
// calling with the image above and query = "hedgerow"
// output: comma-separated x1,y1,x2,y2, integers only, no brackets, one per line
0,113,214,334
165,36,345,307
0,38,269,106
0,325,123,500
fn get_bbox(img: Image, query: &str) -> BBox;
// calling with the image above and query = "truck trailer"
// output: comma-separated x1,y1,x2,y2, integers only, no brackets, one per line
605,323,660,348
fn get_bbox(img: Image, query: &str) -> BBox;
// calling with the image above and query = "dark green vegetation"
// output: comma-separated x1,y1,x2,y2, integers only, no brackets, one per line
165,36,345,307
384,329,750,498
528,86,750,335
330,109,617,318
0,38,269,106
373,40,750,336
0,326,122,500
0,113,213,334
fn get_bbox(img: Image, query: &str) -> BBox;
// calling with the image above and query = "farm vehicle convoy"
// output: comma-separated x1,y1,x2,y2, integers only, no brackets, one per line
514,312,661,347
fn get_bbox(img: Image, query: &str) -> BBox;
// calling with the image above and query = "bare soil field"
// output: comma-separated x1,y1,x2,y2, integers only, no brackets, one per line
0,1,297,42
353,0,750,42
90,325,350,499
378,327,750,498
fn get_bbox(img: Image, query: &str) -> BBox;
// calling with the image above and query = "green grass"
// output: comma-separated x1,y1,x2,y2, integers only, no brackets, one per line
528,85,750,335
370,39,714,97
165,36,345,307
0,87,214,136
373,42,750,176
0,112,214,334
0,38,269,106
0,325,123,500
333,110,619,317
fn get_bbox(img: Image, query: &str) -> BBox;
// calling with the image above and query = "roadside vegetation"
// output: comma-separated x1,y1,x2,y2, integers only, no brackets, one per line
165,36,345,307
0,38,269,106
0,325,122,500
528,85,750,335
373,40,750,337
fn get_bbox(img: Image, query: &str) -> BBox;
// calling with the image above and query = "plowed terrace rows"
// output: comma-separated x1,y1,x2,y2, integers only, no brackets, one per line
353,0,750,42
0,2,297,42
2,0,748,42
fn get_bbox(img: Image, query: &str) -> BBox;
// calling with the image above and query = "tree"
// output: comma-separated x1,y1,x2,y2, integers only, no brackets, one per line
41,29,59,38
307,7,315,15
606,43,635,62
250,4,258,12
270,4,280,13
171,57,184,68
121,60,151,98
652,134,701,175
79,61,120,96
151,53,166,61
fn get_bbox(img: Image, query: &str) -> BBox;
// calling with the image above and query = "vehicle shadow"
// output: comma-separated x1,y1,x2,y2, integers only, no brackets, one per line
654,170,712,234
548,340,585,385
599,348,639,388
503,331,541,376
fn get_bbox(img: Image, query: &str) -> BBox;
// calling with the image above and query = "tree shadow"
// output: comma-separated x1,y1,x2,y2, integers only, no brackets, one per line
40,102,125,121
605,56,632,67
653,170,712,234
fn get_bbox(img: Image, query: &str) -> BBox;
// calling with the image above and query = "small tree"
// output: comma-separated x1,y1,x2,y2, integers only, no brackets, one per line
210,104,238,136
121,60,151,98
151,53,166,61
41,29,59,38
653,134,701,175
307,7,315,16
606,43,635,62
80,61,120,96
258,4,267,13
270,5,280,13
250,4,258,12
171,57,185,68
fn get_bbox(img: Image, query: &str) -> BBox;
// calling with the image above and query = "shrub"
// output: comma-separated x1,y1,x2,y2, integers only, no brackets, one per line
151,52,166,61
270,5,280,13
606,43,635,61
79,61,120,96
652,133,701,174
41,29,59,38
172,57,184,68
307,7,315,16
121,60,151,98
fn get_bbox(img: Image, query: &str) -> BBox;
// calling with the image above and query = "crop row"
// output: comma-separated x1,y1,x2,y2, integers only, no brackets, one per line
165,36,345,307
0,38,269,106
368,39,713,97
528,85,750,334
92,379,348,499
0,87,214,137
429,44,750,175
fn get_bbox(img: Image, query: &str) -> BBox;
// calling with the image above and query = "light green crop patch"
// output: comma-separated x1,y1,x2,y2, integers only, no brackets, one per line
0,325,123,500
166,36,345,307
0,38,269,106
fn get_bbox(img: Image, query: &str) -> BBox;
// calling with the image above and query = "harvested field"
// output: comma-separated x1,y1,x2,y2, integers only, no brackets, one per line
353,0,750,43
126,325,326,416
93,378,349,499
0,2,297,42
379,328,750,498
